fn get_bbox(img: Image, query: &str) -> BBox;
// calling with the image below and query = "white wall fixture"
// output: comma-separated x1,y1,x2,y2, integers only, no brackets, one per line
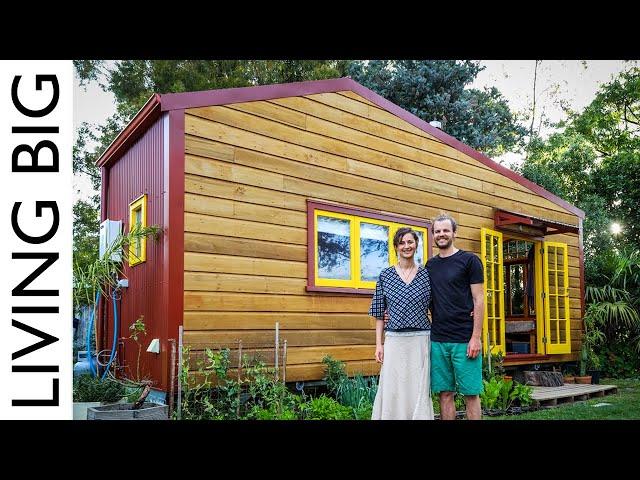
147,338,160,354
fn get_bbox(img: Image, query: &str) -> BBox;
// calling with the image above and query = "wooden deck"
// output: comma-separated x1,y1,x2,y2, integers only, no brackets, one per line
531,383,618,407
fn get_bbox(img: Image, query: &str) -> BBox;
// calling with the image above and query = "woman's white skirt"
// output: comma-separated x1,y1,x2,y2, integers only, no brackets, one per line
371,333,434,420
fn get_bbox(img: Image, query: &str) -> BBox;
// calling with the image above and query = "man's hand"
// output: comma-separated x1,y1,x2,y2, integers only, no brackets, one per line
375,344,384,363
467,336,482,359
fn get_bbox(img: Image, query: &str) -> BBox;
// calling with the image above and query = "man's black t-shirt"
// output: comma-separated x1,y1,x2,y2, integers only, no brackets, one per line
426,250,484,343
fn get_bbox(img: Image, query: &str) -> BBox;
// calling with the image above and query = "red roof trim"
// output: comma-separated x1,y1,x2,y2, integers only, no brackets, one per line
159,77,356,111
98,78,584,218
96,94,161,168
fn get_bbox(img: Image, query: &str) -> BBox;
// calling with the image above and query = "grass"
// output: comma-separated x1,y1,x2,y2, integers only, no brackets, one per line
489,378,640,420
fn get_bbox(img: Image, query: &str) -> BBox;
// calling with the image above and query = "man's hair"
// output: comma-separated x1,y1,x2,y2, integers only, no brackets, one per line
392,227,419,251
431,213,457,233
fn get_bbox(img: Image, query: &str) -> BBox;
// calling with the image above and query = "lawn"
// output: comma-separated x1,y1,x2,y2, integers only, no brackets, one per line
489,378,640,420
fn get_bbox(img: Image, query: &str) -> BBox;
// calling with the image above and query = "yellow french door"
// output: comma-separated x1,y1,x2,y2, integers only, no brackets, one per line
542,242,571,354
481,228,506,355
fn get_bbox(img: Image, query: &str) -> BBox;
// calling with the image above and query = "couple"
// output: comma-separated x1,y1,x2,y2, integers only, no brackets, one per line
369,214,485,420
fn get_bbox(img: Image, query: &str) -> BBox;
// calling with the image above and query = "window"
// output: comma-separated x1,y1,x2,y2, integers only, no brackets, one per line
308,201,430,292
502,239,535,318
128,194,147,266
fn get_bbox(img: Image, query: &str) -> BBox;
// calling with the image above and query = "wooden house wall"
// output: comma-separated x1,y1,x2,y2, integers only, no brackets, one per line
182,91,582,380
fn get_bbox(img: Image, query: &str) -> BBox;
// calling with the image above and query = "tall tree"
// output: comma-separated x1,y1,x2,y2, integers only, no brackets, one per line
518,65,640,282
348,60,526,157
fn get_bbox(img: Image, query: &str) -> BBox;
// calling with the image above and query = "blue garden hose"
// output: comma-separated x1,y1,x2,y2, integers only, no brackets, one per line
86,290,100,377
101,290,119,380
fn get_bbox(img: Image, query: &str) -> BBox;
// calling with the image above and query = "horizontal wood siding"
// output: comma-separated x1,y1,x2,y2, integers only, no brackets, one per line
184,91,582,381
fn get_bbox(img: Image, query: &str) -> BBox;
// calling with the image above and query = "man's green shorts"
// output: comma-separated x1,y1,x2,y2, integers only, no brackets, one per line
431,341,483,395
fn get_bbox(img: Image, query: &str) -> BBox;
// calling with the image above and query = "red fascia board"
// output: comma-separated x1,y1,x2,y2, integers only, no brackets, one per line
158,77,356,111
96,94,162,168
495,211,534,227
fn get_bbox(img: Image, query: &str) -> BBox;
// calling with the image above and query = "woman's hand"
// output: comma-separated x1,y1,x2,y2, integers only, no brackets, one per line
375,344,384,363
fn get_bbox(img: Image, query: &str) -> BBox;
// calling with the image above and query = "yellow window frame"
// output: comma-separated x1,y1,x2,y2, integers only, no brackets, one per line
128,194,147,267
542,241,571,354
314,210,429,289
481,227,506,355
314,209,357,287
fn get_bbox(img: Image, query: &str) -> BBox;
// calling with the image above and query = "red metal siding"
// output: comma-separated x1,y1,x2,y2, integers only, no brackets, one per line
103,116,168,391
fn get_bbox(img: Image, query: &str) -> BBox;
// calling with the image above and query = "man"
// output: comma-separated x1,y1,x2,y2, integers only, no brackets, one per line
427,213,484,420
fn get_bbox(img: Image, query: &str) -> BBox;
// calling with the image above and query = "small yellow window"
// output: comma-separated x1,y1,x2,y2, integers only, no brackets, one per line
128,194,147,266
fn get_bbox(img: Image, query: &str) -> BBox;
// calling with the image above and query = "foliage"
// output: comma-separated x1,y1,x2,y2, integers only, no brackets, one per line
489,378,640,420
128,315,148,382
299,395,353,420
511,383,534,407
322,355,348,395
178,347,300,420
480,377,532,413
321,355,378,418
482,351,505,381
73,224,162,309
348,60,526,157
73,374,125,403
480,376,514,411
598,343,640,378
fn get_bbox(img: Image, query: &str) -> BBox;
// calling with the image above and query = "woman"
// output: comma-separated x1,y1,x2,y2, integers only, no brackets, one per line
369,227,434,420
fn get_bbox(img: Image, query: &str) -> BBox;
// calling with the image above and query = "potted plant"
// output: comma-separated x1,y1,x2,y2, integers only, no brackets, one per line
575,311,605,384
73,374,126,420
562,367,575,384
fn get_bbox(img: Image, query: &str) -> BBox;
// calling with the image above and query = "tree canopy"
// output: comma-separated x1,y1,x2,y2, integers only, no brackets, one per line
348,60,527,157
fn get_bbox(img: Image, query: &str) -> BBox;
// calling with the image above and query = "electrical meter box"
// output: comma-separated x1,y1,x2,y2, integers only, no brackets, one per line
99,219,122,261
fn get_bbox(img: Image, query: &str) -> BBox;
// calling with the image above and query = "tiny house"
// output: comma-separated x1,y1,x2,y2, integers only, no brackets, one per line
96,77,585,396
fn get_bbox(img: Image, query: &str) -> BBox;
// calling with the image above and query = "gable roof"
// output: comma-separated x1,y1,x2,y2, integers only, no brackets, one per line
96,77,584,219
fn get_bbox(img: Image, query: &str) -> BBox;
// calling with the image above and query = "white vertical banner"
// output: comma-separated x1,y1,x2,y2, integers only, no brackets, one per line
0,61,72,419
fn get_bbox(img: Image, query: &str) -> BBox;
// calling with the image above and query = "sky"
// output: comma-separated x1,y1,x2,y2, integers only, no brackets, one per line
73,60,637,198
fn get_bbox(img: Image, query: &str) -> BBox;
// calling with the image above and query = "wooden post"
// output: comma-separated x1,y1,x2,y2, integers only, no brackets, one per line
177,326,183,420
168,338,176,418
237,339,242,418
282,339,287,384
275,322,279,382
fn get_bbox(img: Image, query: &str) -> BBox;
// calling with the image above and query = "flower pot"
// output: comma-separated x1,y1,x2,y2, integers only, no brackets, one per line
587,370,601,384
574,375,592,384
563,376,575,384
503,375,513,382
87,402,168,420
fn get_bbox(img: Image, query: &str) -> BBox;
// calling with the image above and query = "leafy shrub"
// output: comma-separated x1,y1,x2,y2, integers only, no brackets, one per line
599,343,640,378
246,405,298,420
322,355,348,395
511,382,533,407
300,395,353,420
73,374,125,403
352,400,373,420
322,355,378,418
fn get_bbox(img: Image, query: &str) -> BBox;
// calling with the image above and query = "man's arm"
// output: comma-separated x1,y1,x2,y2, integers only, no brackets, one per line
468,283,484,359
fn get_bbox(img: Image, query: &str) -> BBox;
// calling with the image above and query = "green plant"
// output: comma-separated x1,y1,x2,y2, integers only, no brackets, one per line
480,376,516,412
322,355,348,396
483,351,505,381
579,305,607,376
73,374,125,403
299,395,353,420
73,224,162,309
128,315,147,382
511,382,534,407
